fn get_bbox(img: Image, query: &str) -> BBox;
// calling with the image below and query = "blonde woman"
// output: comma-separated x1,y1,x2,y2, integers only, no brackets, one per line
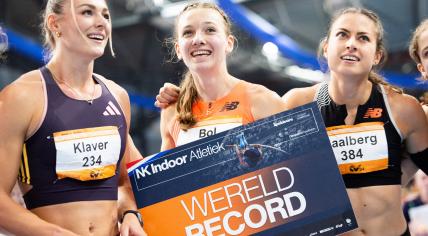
0,0,146,235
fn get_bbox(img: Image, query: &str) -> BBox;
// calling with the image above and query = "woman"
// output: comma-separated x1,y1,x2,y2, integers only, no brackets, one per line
155,6,428,235
409,19,428,119
160,2,287,150
282,8,428,235
0,0,146,235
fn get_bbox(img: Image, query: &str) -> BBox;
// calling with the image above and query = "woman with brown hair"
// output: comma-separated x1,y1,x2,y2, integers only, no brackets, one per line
160,2,287,150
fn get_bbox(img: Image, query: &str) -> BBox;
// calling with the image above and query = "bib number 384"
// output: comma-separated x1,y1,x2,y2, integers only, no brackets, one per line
327,122,388,174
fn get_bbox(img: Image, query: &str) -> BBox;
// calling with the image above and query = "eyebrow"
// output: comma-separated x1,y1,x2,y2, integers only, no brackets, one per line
336,28,370,36
77,3,109,12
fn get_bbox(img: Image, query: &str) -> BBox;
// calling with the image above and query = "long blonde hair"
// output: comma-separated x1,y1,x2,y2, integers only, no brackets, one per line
171,2,234,130
409,19,428,66
318,7,402,93
41,0,115,61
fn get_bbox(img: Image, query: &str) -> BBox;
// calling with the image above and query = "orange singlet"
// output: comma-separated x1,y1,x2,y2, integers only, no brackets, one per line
170,80,255,146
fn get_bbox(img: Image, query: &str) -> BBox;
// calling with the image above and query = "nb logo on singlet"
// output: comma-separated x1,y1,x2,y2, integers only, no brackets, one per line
220,101,240,112
363,108,382,119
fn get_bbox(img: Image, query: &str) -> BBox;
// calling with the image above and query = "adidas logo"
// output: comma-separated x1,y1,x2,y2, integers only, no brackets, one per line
103,101,121,116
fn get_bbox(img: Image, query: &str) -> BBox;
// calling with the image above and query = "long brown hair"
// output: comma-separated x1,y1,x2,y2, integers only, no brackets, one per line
318,7,402,93
41,0,115,60
170,2,234,130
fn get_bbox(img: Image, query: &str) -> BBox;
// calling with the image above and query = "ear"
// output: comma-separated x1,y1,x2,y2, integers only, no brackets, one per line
322,41,328,58
47,14,61,33
175,42,182,60
373,50,383,66
225,35,234,54
417,63,427,80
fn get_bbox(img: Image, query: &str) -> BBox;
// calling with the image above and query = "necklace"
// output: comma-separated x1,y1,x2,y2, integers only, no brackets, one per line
50,71,96,105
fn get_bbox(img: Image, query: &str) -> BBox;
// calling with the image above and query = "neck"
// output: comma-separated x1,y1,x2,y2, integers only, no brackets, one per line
48,52,95,87
192,67,237,102
328,72,373,107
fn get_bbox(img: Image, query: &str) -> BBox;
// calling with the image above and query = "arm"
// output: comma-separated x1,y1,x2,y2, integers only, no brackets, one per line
391,93,428,175
281,85,318,110
0,74,77,236
160,106,176,151
154,83,180,109
103,79,146,236
401,156,419,186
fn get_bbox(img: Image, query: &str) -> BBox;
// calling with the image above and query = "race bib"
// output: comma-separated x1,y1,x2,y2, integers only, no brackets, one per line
54,126,121,181
327,122,388,174
177,117,242,146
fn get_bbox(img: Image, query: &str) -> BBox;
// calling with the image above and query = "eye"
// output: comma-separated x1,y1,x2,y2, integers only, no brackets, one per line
82,9,93,16
336,31,347,38
359,35,370,42
423,50,428,58
103,13,110,20
206,27,216,33
182,30,193,37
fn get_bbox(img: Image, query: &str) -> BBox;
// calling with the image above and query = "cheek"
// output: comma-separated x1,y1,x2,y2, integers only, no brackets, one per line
423,59,428,71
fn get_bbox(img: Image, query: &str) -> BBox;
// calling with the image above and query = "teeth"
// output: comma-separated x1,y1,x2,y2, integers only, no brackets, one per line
191,50,211,56
88,34,104,40
341,55,359,61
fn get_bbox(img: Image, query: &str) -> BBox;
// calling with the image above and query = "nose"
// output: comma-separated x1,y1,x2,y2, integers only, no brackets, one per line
95,13,109,29
345,38,356,51
192,31,205,45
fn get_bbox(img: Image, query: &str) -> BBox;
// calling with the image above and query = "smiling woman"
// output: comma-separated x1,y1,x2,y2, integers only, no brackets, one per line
0,0,146,235
281,8,428,235
159,2,288,151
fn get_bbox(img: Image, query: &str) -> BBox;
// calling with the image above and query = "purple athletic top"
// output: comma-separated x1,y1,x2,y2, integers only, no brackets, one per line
18,67,127,209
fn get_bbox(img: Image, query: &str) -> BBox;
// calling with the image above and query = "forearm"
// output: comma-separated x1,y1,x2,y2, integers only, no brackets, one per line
118,184,138,216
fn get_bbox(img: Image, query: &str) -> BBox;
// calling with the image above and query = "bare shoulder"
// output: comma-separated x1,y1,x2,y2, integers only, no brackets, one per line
281,84,319,109
243,81,288,120
0,70,44,136
387,89,427,136
387,90,422,114
1,70,44,108
245,81,280,99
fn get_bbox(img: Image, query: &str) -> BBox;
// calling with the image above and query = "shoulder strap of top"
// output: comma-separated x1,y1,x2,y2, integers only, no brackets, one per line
314,82,330,110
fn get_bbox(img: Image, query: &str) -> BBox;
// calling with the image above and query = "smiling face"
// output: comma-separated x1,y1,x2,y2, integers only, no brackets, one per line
174,7,234,74
48,0,111,59
323,12,382,80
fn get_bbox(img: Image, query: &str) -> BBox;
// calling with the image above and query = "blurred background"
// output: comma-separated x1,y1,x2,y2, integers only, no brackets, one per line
1,0,428,156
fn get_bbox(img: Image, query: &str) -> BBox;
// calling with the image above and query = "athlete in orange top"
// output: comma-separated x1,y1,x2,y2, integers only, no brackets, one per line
160,2,287,151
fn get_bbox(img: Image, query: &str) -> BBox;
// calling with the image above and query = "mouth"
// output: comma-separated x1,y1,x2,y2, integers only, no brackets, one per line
340,55,360,62
191,50,212,57
87,33,106,42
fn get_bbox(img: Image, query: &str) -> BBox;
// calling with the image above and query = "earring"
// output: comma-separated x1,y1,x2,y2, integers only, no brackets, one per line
55,31,62,38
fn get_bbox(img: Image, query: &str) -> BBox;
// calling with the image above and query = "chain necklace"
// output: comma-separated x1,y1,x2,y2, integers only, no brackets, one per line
50,71,96,105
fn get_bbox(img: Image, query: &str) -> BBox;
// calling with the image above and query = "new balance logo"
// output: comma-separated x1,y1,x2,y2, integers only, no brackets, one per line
220,101,239,112
103,101,121,116
363,108,382,119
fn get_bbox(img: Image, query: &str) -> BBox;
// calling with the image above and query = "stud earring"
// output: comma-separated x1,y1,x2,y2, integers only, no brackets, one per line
55,31,62,38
